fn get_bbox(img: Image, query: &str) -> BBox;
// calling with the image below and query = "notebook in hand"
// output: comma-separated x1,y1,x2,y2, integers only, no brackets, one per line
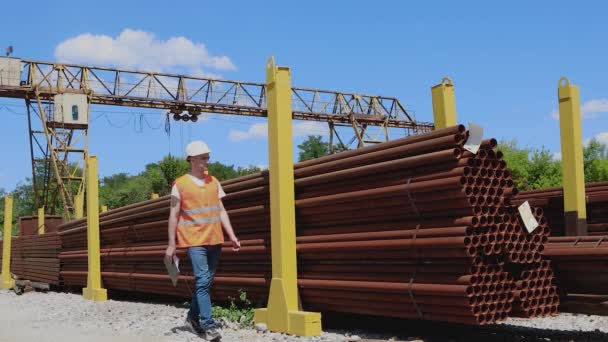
164,255,180,287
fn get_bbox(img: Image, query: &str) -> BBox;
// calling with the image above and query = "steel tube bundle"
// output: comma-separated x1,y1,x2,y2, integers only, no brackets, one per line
0,233,61,284
543,236,608,315
514,182,608,236
51,124,561,325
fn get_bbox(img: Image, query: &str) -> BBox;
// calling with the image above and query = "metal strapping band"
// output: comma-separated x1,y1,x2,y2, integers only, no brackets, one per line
407,222,423,319
572,237,581,246
405,178,420,217
129,222,140,240
595,235,606,247
408,270,423,319
412,223,421,259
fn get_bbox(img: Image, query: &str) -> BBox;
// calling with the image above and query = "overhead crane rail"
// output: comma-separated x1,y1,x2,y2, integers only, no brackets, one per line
0,59,434,131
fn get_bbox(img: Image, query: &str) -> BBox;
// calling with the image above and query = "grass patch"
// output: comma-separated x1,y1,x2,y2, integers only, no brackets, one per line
211,290,255,328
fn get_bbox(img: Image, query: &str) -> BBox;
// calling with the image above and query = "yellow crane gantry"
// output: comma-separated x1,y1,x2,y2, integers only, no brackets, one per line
0,57,434,219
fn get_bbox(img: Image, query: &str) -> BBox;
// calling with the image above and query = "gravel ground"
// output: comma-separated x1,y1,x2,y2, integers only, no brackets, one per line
1,289,608,342
502,314,608,333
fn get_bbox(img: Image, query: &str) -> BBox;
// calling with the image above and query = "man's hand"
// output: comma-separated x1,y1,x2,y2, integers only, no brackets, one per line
165,244,176,261
230,236,241,252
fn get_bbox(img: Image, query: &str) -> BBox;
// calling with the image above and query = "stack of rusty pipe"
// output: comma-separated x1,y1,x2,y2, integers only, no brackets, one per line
514,182,608,236
0,233,61,284
544,236,608,295
54,124,559,325
57,197,270,302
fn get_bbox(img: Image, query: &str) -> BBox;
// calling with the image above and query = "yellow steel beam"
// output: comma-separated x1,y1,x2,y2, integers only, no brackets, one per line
1,196,15,289
100,205,108,213
74,192,84,219
82,156,107,301
150,193,159,199
38,207,45,235
431,77,457,129
558,77,587,236
253,57,321,336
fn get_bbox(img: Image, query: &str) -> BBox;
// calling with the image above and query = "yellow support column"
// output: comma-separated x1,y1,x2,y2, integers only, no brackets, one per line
150,193,159,199
1,196,15,289
74,192,84,219
431,77,457,129
38,207,45,235
253,57,321,336
82,156,107,302
558,77,587,236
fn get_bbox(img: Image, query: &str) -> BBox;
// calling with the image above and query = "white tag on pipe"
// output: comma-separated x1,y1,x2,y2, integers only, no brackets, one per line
518,201,539,233
464,122,483,154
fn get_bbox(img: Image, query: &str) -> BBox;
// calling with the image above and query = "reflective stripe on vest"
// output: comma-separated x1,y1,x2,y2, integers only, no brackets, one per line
180,205,221,216
178,216,221,226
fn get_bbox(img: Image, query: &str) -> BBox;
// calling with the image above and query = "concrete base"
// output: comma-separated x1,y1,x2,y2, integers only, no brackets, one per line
254,308,321,337
564,211,588,236
0,278,15,290
83,287,107,302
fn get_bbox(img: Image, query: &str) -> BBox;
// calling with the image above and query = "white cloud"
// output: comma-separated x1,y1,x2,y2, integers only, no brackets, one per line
550,110,559,120
55,29,236,77
550,98,608,120
228,121,329,142
583,132,608,146
229,123,267,142
582,99,608,119
594,132,608,145
293,121,330,137
552,152,562,161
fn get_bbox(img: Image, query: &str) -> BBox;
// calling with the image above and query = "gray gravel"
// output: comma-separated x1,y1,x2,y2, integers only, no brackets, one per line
503,313,608,333
1,289,608,342
0,290,378,342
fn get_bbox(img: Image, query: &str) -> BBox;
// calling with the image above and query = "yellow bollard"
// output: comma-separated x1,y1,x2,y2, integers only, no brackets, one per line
558,77,587,236
38,207,45,235
100,205,108,213
1,196,15,289
74,192,84,219
82,156,107,301
253,57,321,336
150,193,159,199
431,77,457,129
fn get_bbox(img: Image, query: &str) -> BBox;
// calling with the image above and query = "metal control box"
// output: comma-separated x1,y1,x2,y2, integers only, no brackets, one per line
0,57,22,86
53,93,89,125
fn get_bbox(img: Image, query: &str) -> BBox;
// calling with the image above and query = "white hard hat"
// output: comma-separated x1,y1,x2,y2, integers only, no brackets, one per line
186,140,211,157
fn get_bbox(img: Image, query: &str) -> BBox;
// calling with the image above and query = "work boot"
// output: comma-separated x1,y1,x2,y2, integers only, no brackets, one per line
203,322,222,341
185,316,205,336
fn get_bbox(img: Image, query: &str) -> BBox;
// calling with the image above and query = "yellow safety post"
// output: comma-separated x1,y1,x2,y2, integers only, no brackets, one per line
74,192,84,219
1,196,15,289
150,193,159,199
38,207,45,235
82,156,107,301
558,77,587,236
253,57,321,336
100,205,108,213
431,77,457,129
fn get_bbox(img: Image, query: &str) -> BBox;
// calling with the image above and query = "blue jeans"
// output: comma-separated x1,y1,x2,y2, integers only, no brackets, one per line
187,245,221,329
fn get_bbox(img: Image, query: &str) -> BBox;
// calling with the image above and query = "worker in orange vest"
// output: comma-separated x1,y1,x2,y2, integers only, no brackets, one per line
165,140,240,341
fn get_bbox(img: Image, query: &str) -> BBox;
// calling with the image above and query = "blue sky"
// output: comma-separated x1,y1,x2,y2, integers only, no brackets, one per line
1,0,607,191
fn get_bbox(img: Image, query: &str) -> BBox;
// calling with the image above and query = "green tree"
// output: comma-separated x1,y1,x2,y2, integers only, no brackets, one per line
527,148,562,189
297,135,329,162
498,140,562,190
158,155,190,189
498,139,532,189
584,139,608,182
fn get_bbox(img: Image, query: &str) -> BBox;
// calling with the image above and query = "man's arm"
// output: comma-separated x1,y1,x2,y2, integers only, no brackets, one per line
165,194,180,258
219,199,240,251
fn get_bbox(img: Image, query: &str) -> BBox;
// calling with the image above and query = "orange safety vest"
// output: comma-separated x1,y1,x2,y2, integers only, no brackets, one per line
174,174,224,247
